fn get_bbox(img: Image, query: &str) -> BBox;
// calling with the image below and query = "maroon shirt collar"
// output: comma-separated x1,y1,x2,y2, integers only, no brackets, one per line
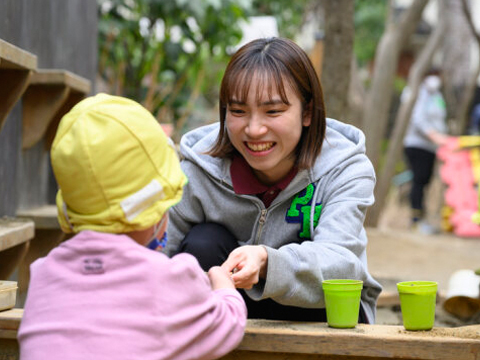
230,154,297,195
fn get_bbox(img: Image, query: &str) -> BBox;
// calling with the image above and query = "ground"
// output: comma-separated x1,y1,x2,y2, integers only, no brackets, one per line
367,180,480,327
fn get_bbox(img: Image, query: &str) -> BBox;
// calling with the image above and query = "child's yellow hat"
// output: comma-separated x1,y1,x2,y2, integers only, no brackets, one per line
51,93,187,234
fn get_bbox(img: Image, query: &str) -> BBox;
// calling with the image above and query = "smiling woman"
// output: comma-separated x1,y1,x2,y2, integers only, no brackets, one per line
164,37,382,324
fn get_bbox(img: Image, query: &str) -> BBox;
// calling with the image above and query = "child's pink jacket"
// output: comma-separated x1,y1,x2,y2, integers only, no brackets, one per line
18,231,247,360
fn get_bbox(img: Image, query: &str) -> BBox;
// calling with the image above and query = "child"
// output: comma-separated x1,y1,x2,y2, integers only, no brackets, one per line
18,94,247,360
164,37,382,323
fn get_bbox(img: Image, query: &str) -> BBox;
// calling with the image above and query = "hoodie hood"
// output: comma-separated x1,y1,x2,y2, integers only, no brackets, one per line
179,118,371,184
51,93,188,234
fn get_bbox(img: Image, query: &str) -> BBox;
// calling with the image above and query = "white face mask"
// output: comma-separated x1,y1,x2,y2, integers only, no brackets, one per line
424,75,441,92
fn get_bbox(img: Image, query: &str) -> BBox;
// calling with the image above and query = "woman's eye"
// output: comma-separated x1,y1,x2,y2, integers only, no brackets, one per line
267,109,283,115
229,108,245,115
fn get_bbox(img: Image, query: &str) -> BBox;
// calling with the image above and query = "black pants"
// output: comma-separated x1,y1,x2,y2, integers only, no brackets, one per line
404,147,436,217
179,222,367,323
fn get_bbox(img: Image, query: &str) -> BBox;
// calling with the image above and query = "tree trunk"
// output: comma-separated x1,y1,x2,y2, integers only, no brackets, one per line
365,11,446,227
363,0,429,171
441,0,473,133
321,0,354,123
347,58,366,129
455,0,480,134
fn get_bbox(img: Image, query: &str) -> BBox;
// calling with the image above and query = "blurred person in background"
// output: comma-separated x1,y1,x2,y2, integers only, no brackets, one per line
403,69,449,235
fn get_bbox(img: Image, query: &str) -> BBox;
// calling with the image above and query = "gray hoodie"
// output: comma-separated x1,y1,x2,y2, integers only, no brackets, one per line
166,118,382,323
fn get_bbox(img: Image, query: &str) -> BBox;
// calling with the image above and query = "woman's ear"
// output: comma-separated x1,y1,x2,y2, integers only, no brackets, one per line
302,102,312,127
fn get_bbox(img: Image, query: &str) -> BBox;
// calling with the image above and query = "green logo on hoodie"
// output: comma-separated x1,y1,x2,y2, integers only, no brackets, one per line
286,183,322,239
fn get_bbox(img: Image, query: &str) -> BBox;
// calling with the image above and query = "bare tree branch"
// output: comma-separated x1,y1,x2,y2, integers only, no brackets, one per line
366,9,445,227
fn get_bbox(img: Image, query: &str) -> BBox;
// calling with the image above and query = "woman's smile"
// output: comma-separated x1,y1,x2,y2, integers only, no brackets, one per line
244,141,276,154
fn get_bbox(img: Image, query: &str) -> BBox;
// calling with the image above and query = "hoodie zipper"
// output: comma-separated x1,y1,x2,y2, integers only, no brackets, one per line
255,209,268,244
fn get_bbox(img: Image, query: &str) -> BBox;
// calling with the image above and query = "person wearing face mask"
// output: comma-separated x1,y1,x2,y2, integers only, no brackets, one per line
18,94,247,360
403,69,449,234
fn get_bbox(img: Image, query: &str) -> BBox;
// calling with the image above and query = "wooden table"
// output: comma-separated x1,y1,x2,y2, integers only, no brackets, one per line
1,310,479,360
220,319,480,360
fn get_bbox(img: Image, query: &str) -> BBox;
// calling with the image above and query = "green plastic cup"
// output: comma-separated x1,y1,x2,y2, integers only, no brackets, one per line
322,279,363,328
397,281,437,331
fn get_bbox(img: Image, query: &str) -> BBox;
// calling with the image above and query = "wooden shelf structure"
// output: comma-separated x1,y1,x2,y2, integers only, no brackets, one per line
22,69,91,149
0,218,34,280
0,39,37,133
16,206,64,307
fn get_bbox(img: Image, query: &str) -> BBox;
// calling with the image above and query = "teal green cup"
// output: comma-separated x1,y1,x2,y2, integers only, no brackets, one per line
322,279,363,328
397,281,437,331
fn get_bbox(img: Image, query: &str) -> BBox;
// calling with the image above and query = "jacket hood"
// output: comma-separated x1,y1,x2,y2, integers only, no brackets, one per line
179,118,370,183
51,93,187,234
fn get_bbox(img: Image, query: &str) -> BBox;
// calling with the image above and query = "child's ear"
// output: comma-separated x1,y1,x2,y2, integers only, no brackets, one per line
302,102,312,127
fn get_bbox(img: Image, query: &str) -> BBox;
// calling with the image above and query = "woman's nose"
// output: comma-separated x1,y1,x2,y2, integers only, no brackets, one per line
245,114,267,137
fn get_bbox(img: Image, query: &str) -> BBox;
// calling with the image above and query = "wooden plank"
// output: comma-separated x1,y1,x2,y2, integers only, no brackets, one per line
0,309,23,332
1,311,479,360
0,218,34,252
29,69,91,94
0,39,37,70
220,320,480,360
17,205,59,230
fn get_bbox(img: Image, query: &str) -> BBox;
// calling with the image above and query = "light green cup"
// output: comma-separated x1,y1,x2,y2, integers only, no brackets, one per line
397,281,437,331
322,279,363,328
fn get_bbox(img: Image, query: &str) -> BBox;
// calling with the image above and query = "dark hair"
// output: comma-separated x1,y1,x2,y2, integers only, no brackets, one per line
208,37,326,169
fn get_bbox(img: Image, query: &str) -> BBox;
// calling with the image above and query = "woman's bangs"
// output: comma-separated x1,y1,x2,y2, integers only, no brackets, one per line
226,59,291,105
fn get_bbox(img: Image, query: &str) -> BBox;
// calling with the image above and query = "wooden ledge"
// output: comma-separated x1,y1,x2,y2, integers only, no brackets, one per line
0,218,34,252
0,218,34,279
22,69,91,149
0,308,22,340
17,205,59,230
0,39,37,71
0,39,37,133
220,319,480,360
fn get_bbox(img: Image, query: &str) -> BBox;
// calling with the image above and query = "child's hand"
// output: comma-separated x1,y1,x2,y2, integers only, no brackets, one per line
221,245,268,289
207,266,235,290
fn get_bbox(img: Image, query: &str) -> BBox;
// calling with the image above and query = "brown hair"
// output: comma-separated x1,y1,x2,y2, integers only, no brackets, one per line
208,37,326,169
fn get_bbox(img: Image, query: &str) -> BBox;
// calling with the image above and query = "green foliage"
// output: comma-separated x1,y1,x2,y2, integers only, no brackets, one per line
97,0,249,139
354,0,387,66
250,0,311,39
98,0,314,139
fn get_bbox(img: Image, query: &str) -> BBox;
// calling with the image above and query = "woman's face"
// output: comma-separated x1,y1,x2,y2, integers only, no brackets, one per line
226,75,311,185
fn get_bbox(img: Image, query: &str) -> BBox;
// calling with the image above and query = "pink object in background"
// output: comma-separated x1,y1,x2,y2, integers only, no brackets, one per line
437,137,480,238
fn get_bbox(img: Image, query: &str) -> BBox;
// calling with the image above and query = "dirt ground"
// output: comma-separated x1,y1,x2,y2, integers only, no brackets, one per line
367,181,480,327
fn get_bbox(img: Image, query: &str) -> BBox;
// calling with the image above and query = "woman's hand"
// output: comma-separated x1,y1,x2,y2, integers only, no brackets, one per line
221,245,268,289
208,266,235,290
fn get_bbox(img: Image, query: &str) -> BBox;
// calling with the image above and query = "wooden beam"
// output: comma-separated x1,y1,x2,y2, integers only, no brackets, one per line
21,69,91,149
220,319,480,360
0,39,37,70
0,39,37,133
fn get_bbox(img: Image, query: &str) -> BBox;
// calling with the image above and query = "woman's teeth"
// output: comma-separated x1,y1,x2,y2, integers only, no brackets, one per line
246,142,274,152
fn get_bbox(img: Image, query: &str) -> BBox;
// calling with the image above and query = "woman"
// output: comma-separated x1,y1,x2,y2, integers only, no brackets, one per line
164,37,382,323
